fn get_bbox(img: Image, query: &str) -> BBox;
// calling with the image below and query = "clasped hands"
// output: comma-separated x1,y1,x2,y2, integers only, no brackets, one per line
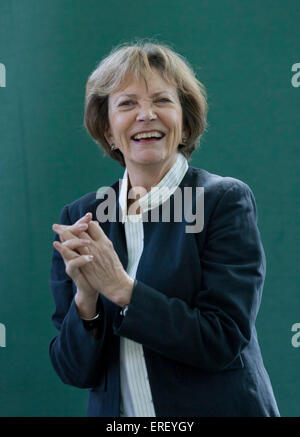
52,213,134,310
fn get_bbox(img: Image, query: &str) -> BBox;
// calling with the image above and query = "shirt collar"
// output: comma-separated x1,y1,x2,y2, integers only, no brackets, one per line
119,152,188,222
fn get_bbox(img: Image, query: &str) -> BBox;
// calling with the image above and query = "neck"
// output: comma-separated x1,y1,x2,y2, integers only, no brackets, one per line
126,153,179,193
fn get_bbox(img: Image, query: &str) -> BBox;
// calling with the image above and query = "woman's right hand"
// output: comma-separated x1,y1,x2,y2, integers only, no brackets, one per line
52,213,99,318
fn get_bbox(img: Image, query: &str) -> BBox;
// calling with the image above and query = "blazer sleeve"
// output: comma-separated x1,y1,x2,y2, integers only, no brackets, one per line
112,181,266,372
49,205,107,388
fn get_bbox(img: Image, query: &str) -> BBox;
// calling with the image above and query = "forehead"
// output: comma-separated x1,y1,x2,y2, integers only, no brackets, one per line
111,70,177,101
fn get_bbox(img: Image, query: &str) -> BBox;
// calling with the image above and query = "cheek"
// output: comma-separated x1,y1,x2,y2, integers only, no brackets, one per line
166,108,182,129
110,115,124,135
110,114,135,152
167,114,183,139
109,111,131,136
164,111,183,150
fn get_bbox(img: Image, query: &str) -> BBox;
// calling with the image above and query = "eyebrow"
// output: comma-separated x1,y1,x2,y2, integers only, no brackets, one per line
116,91,171,100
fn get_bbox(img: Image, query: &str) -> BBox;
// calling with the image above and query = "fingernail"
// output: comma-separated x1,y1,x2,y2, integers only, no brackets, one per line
78,224,87,229
86,255,94,261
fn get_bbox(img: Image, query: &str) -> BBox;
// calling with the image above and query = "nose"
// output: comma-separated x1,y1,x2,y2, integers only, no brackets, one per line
136,102,157,121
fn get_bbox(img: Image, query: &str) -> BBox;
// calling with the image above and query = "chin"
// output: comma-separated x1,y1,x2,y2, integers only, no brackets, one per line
133,150,166,165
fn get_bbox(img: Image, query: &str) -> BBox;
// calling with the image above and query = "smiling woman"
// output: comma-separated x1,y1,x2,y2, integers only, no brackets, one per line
49,39,280,418
104,68,188,177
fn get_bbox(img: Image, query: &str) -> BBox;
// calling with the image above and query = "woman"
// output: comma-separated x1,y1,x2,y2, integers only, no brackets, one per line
49,41,280,417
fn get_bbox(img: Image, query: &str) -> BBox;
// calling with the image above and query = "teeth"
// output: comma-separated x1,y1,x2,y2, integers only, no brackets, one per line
133,131,164,140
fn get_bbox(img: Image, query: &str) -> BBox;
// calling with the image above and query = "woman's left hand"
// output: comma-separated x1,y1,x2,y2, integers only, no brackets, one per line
53,218,134,307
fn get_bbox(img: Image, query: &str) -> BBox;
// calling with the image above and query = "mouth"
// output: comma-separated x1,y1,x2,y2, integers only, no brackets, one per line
130,133,166,144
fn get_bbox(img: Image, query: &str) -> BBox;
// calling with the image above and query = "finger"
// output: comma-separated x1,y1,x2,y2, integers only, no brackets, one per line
73,231,94,256
53,240,81,261
52,212,93,236
60,225,90,243
52,222,89,239
73,212,93,226
55,235,91,259
61,223,95,243
86,220,107,242
60,228,92,244
70,214,94,232
76,229,93,241
52,225,88,246
61,238,91,250
70,212,93,227
66,254,94,278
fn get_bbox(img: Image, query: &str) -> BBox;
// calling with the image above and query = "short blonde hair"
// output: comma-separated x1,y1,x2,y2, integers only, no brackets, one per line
84,39,208,167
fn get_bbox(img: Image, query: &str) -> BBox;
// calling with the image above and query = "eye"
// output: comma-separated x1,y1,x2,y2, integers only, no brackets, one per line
119,98,170,106
119,100,135,106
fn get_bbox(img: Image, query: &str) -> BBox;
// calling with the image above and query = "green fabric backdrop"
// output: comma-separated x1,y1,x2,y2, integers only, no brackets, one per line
0,0,299,417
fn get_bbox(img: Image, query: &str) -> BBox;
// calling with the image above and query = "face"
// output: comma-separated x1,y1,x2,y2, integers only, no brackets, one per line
105,69,188,169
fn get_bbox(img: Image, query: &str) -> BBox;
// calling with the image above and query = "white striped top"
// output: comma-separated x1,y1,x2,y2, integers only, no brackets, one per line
118,152,188,417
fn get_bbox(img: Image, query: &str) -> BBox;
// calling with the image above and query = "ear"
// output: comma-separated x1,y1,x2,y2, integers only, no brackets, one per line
104,128,114,146
183,126,190,141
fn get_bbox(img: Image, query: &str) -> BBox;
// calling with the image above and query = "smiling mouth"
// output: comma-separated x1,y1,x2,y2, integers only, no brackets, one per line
131,134,166,143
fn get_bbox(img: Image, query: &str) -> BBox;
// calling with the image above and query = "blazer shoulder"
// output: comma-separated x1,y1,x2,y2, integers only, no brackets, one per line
185,166,259,224
186,165,254,198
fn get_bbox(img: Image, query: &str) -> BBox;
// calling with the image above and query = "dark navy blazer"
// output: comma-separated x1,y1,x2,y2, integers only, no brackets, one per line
49,165,280,417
